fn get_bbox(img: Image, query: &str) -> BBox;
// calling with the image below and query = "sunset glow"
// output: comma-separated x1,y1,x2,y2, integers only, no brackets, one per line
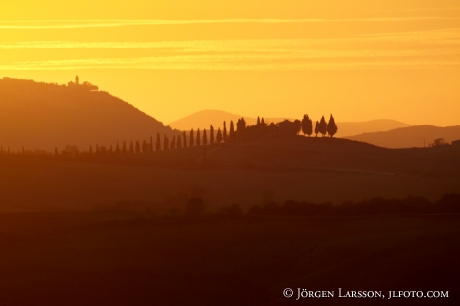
1,0,459,125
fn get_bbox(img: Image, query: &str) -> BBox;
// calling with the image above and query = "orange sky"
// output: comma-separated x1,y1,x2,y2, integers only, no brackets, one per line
0,0,459,126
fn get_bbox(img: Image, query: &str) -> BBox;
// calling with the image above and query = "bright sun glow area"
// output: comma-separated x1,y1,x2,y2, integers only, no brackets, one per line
0,0,459,125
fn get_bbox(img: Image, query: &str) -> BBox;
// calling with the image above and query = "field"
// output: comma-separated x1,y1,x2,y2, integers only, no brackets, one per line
0,137,459,213
1,137,458,305
0,212,458,305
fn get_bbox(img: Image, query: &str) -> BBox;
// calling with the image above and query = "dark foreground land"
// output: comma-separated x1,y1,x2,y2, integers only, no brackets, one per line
0,212,458,306
1,137,460,213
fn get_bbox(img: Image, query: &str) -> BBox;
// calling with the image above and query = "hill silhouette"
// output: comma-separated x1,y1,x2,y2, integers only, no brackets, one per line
0,77,177,151
168,109,408,137
346,125,460,148
1,136,459,212
168,109,292,132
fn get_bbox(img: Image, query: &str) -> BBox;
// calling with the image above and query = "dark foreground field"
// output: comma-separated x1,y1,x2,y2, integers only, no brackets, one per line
0,212,458,305
0,137,459,213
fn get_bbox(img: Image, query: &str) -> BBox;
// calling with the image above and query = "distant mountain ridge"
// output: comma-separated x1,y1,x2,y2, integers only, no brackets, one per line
0,78,177,151
168,109,409,137
346,125,460,148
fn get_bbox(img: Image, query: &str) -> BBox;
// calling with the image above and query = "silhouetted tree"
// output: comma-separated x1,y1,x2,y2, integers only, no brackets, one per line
123,141,127,153
210,125,214,144
156,133,161,151
223,121,228,142
135,141,141,153
257,116,260,125
302,114,313,137
171,136,176,149
216,128,223,143
319,116,327,136
315,121,319,137
327,114,338,137
190,129,194,147
261,117,265,125
196,128,201,146
177,135,182,149
163,134,169,151
183,131,187,147
203,129,208,145
129,141,134,153
142,140,147,152
150,136,153,152
236,118,246,133
294,120,301,135
229,120,235,142
430,138,449,147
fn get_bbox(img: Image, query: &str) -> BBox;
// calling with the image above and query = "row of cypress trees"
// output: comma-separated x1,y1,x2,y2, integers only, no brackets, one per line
302,114,338,137
2,114,338,156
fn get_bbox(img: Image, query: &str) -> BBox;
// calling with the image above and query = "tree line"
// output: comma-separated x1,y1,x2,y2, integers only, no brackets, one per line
0,114,338,157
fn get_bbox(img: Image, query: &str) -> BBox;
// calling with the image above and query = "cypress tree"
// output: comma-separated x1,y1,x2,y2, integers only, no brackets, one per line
190,129,194,147
196,128,201,146
216,128,222,143
319,116,327,136
177,135,182,149
229,120,235,142
183,131,187,147
171,136,176,149
327,114,338,137
223,121,228,142
257,116,260,125
314,121,319,137
302,114,313,137
163,134,169,151
142,140,148,152
203,129,208,146
261,117,265,125
129,141,134,153
210,125,214,144
156,133,161,151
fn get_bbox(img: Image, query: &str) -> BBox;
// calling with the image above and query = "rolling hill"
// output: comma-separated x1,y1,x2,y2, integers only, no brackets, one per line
346,125,460,148
0,77,178,151
1,136,459,213
168,109,292,132
168,109,408,137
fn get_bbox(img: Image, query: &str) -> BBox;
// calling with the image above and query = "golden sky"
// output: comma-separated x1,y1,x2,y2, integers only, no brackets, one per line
0,0,459,126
